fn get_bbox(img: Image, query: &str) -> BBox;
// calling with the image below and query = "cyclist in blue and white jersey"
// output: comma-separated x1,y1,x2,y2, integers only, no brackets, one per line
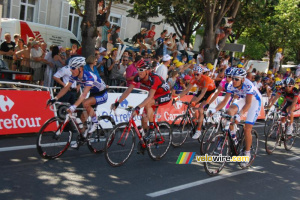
47,57,107,141
208,68,262,167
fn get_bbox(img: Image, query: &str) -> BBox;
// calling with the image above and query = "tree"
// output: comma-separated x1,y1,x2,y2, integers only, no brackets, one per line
127,0,205,46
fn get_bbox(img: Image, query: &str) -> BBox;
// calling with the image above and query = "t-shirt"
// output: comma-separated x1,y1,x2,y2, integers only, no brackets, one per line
274,52,282,62
155,64,168,81
190,74,215,91
0,41,15,59
132,72,170,98
145,30,155,39
136,33,145,43
177,42,187,51
54,66,77,88
30,47,43,69
69,70,106,94
126,64,140,88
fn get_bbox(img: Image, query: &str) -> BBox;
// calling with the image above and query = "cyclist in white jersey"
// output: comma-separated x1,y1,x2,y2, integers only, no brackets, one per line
47,57,108,145
208,68,262,167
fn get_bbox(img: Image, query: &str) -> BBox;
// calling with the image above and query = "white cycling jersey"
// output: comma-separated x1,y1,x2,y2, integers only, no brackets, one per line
227,78,262,101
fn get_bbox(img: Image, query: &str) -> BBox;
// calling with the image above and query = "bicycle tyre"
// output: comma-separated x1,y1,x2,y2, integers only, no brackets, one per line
238,129,259,169
204,134,229,176
171,115,191,147
284,122,297,151
104,122,135,167
200,124,217,155
264,112,278,136
265,123,280,155
36,117,72,159
147,121,172,161
87,115,115,154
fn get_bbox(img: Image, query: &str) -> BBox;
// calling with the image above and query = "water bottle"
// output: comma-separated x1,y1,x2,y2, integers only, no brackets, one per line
138,126,144,137
75,118,83,129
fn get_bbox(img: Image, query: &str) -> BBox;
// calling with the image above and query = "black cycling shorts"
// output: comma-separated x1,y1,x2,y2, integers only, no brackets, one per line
195,88,216,103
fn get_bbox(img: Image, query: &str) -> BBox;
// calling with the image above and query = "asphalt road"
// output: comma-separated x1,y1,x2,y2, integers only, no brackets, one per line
0,120,300,200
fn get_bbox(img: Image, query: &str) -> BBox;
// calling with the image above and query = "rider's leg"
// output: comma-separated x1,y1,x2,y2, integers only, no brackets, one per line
286,105,295,135
226,104,238,133
82,97,98,134
144,99,155,137
244,123,253,152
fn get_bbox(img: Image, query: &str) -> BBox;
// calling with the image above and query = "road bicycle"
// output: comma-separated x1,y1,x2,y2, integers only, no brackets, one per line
170,100,218,148
265,111,297,154
105,105,172,167
264,104,281,136
204,113,259,176
36,102,115,159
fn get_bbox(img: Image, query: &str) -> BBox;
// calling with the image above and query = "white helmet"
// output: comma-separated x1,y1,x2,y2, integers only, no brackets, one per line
68,56,86,69
232,68,247,78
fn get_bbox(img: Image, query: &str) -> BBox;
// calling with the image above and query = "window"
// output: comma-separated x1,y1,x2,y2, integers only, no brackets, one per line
68,7,81,37
20,0,36,22
109,16,121,27
141,21,151,31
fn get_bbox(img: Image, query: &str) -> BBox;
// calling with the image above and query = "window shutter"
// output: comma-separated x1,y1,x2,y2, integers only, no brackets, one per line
11,0,21,19
60,1,70,29
38,0,48,24
120,15,127,40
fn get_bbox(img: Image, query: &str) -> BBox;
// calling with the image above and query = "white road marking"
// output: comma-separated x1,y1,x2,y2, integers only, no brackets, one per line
146,166,264,198
287,156,300,161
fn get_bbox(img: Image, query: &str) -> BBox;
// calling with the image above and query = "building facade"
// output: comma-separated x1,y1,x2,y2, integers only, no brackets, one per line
1,0,175,44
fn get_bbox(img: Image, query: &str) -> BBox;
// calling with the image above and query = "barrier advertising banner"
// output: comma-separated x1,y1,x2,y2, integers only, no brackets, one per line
0,91,55,135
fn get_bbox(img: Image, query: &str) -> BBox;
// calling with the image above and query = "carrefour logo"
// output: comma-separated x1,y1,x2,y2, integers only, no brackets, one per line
120,99,129,108
0,95,14,112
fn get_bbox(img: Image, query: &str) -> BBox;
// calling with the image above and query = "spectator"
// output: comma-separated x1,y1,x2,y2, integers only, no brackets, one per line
30,41,45,84
177,37,189,62
12,38,26,71
95,30,102,49
167,70,179,91
15,42,32,72
44,46,64,87
108,25,123,48
163,37,171,56
84,55,101,79
96,0,107,28
145,25,156,49
215,17,234,50
110,56,129,86
135,28,147,54
273,48,284,74
98,47,107,63
167,34,177,54
126,55,142,89
0,33,15,70
70,43,78,55
156,54,172,81
155,32,165,57
40,42,49,86
101,20,110,49
197,49,205,65
296,64,300,77
13,34,20,44
284,68,291,79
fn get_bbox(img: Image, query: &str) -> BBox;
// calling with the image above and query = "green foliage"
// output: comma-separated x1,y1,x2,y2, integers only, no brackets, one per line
237,32,266,60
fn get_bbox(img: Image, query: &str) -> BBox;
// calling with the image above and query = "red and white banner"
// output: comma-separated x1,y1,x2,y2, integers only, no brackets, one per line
0,91,55,135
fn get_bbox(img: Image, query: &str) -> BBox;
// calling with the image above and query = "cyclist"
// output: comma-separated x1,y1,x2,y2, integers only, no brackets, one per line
176,65,216,139
111,60,171,140
208,68,262,167
47,57,108,147
267,77,300,136
269,80,283,108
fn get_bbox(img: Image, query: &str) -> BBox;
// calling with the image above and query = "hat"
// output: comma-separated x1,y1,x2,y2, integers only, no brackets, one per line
275,77,282,82
188,60,196,64
173,59,179,64
103,56,109,59
286,68,291,72
175,62,184,67
240,56,245,60
267,70,272,75
162,55,172,62
237,64,243,68
184,75,192,80
99,47,106,53
278,48,283,52
31,41,38,46
111,48,118,52
207,63,214,70
141,28,147,32
66,47,71,51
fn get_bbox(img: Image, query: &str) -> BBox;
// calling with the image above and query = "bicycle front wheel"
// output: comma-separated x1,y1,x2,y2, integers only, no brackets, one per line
105,122,135,167
171,115,191,147
265,123,280,155
36,117,72,159
87,115,115,154
204,134,229,176
200,124,217,155
147,121,172,161
284,122,297,151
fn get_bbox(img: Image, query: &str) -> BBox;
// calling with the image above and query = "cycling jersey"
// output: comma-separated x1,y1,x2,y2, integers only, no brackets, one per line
277,87,299,102
219,78,229,96
227,78,262,125
69,70,107,94
132,72,170,98
190,74,215,91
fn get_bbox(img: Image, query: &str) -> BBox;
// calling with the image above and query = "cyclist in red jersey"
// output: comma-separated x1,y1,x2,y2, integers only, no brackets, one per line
111,60,171,139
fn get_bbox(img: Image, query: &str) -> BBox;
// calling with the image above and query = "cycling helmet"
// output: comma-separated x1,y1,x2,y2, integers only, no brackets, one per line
136,59,148,69
225,67,234,76
232,68,247,78
275,80,283,86
285,77,295,86
68,56,86,69
193,65,203,74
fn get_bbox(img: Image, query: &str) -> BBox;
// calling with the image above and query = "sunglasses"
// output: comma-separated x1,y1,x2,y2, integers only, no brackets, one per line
226,76,232,78
70,67,77,70
233,78,241,81
138,68,147,72
194,73,200,76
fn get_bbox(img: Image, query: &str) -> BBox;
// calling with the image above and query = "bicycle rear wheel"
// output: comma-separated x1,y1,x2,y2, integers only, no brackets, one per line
204,134,229,176
36,117,72,159
284,122,297,151
265,124,280,155
87,115,115,154
147,122,172,161
171,115,191,147
200,124,217,155
105,122,135,167
264,112,278,136
238,129,259,169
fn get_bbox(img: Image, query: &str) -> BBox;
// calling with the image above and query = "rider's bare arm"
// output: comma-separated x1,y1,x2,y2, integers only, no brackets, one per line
177,83,193,98
116,84,135,104
268,93,280,107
